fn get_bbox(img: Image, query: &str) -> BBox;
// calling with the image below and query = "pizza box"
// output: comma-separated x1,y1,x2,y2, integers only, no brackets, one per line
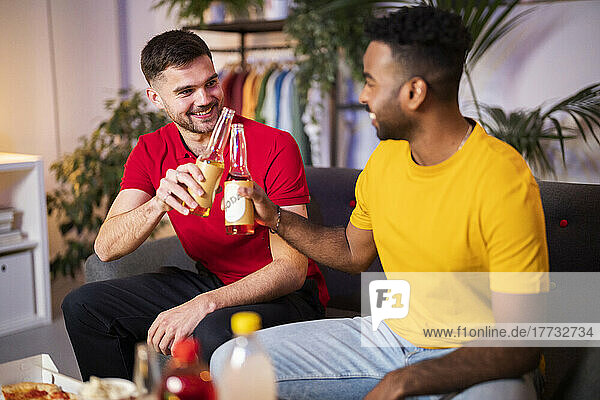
0,354,82,398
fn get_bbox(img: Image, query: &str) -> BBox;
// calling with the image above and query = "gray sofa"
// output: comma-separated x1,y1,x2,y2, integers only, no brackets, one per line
85,167,600,399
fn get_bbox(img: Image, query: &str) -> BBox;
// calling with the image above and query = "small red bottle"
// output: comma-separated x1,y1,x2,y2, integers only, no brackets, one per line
159,338,216,400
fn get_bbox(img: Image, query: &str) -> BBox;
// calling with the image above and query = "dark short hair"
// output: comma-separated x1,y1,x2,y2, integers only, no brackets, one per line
365,6,472,101
141,30,213,84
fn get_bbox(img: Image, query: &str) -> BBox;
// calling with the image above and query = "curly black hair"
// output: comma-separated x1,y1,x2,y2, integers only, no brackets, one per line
365,5,472,102
141,30,213,85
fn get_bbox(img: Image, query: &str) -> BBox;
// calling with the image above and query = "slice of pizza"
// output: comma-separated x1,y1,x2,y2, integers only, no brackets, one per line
48,390,77,399
2,382,58,400
1,382,77,400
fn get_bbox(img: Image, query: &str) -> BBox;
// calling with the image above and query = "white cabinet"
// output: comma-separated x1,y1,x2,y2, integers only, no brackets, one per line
0,153,51,335
0,251,36,324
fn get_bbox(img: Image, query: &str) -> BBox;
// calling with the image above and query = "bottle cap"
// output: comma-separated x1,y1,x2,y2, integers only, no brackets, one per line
231,311,262,335
172,338,199,363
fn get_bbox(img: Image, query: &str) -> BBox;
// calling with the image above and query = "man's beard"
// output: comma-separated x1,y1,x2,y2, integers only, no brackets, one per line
376,110,416,141
165,101,222,134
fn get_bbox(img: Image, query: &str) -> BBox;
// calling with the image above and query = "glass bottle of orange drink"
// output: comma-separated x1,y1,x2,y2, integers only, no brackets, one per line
188,107,234,216
224,123,255,235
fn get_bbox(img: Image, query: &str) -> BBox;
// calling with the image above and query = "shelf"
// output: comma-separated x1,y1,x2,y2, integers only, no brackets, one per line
211,45,291,53
0,239,38,255
185,19,290,70
0,152,50,336
0,153,42,172
185,19,285,33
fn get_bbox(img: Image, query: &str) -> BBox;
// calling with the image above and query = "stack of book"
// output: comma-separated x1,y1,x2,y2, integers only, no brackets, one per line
0,208,24,247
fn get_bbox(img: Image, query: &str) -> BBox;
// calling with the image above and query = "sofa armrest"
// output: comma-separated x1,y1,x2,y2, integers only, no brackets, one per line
84,235,196,283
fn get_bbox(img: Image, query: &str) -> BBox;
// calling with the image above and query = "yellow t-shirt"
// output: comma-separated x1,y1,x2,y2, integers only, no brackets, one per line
242,69,261,119
350,123,549,346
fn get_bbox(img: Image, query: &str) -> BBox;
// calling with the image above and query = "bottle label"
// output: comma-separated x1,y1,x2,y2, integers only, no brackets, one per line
193,160,225,209
224,181,254,225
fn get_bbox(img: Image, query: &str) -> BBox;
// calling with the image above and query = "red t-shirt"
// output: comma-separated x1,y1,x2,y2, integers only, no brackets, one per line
121,115,329,306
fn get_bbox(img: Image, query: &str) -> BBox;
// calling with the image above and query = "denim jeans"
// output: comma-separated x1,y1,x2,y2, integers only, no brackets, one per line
211,316,538,400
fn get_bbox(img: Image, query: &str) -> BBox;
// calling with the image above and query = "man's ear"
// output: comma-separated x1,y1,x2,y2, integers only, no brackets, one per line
146,87,165,110
403,77,428,111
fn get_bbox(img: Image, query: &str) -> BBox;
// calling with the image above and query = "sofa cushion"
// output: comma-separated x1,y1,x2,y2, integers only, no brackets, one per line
305,167,384,314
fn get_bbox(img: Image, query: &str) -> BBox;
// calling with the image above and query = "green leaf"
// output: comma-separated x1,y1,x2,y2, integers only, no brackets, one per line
548,117,566,165
60,222,74,235
481,80,600,176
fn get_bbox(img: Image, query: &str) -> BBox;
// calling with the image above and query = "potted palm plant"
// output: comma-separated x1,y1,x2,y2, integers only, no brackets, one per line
482,84,600,174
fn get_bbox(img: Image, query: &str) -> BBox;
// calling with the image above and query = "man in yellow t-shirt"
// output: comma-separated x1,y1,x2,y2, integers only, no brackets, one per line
212,5,548,400
351,122,548,349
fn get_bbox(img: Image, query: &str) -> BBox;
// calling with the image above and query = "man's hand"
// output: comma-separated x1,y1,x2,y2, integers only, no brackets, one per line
156,163,205,215
364,370,406,400
238,182,279,229
147,294,216,355
235,182,377,274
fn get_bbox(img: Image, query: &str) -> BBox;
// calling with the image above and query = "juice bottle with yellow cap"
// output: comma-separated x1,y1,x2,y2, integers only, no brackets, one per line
217,311,276,400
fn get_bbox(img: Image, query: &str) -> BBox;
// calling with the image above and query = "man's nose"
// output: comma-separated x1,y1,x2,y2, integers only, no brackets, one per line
358,86,368,105
194,88,210,105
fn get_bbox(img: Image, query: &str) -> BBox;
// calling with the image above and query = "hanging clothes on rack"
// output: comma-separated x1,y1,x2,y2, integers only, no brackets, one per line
247,66,268,120
255,64,278,124
273,68,290,127
259,67,282,128
219,59,312,165
241,68,260,119
279,68,310,163
221,65,239,112
341,78,379,169
231,68,249,114
302,81,332,167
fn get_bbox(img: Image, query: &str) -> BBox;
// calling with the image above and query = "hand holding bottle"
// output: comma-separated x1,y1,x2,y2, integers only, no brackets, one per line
236,182,280,231
155,107,234,217
156,163,206,215
191,107,234,217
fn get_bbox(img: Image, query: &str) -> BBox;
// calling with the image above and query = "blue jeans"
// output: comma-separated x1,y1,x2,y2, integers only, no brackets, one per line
211,316,538,400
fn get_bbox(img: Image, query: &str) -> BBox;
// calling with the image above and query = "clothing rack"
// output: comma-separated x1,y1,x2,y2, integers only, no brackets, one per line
211,45,291,53
184,19,290,69
185,19,345,167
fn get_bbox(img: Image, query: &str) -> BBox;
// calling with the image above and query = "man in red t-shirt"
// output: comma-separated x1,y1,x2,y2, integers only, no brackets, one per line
62,30,328,381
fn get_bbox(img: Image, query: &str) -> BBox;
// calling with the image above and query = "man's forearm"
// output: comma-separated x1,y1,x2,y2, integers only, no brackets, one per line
202,256,307,311
202,206,311,311
94,196,165,261
385,347,540,398
276,210,362,274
